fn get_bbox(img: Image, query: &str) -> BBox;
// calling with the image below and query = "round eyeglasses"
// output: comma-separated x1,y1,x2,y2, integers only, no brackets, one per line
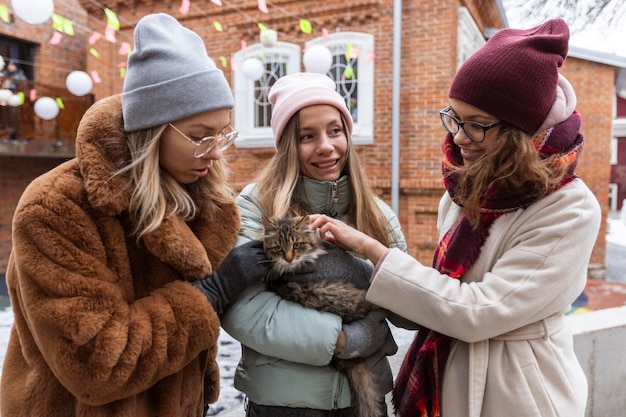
439,106,502,143
168,123,239,158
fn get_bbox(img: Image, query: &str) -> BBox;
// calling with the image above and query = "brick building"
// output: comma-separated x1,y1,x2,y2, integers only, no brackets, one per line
0,0,618,281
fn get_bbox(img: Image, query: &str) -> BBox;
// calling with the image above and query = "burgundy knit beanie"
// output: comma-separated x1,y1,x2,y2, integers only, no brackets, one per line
449,18,570,134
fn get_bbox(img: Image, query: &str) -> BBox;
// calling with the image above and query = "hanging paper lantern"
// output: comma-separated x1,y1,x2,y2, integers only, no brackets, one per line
66,71,93,96
7,94,21,106
303,45,333,74
241,58,264,81
260,29,277,47
11,0,54,25
34,97,59,120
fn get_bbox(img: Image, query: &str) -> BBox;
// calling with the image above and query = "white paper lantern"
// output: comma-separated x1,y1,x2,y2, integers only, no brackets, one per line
303,45,333,74
241,58,264,81
0,89,12,103
260,29,277,47
66,71,93,96
7,94,21,106
34,97,59,120
11,0,54,25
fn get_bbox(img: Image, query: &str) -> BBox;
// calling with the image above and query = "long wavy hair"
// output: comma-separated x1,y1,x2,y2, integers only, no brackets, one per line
254,110,392,246
116,124,235,239
451,125,572,227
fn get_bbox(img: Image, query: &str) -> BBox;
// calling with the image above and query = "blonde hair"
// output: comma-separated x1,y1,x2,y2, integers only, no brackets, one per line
453,126,571,226
117,125,234,239
255,111,392,246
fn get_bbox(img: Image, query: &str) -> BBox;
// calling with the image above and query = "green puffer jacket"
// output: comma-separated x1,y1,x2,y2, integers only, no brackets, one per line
221,175,407,409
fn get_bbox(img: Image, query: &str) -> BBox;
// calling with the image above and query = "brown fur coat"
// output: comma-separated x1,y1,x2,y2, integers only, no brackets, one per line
0,95,240,417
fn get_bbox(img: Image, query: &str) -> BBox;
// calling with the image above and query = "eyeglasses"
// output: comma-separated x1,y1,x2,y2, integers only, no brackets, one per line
439,106,502,143
168,123,239,158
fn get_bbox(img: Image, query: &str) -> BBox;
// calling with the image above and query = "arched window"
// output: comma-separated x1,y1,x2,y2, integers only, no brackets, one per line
232,42,300,148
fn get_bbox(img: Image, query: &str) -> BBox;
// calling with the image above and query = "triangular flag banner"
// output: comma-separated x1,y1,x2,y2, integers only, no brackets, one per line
179,0,191,15
49,31,63,45
218,56,227,67
89,48,100,58
365,49,376,61
345,42,353,60
51,13,64,32
63,18,74,36
213,20,223,32
299,19,312,34
0,5,9,23
16,92,24,105
322,28,329,40
120,68,126,78
257,0,268,13
104,8,120,30
89,32,101,45
90,70,101,83
344,65,354,80
105,25,116,43
29,89,37,102
229,57,237,70
55,97,65,110
258,23,267,32
240,39,247,51
118,42,131,56
211,0,222,5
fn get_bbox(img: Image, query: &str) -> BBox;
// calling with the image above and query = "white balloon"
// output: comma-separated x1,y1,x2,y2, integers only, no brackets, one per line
241,58,264,81
11,0,54,25
66,71,93,96
0,89,12,102
303,45,333,74
7,94,21,106
34,97,59,120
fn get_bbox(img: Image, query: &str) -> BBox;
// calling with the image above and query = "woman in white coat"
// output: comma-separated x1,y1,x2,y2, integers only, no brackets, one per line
307,18,601,417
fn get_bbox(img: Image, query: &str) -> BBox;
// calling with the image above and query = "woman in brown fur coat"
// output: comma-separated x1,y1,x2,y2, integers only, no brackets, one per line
1,13,269,417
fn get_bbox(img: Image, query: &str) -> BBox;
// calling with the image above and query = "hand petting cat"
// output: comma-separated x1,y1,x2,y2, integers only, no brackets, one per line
309,214,390,265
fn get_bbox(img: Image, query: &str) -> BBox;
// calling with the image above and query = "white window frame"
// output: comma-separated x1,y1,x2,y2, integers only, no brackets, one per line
306,32,375,144
232,42,301,148
457,7,485,69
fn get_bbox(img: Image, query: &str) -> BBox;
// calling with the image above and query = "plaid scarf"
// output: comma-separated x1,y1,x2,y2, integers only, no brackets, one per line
392,111,584,417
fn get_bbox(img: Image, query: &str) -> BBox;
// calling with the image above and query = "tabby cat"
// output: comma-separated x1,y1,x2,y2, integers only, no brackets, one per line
261,215,384,417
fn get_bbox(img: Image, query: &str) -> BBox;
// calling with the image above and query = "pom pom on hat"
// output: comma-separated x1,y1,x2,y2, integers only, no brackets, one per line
449,18,571,134
122,13,234,132
269,73,353,148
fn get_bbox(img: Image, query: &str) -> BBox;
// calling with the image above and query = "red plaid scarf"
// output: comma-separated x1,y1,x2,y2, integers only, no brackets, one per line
392,111,584,417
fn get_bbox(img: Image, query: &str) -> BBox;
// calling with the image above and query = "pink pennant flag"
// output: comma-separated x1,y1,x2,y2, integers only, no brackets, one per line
257,0,268,13
105,25,116,43
179,0,190,15
240,39,247,51
118,42,131,56
29,89,37,102
211,0,222,5
365,49,376,61
49,31,63,45
115,61,127,68
89,32,101,45
322,28,329,41
230,57,237,71
349,46,360,59
90,71,101,83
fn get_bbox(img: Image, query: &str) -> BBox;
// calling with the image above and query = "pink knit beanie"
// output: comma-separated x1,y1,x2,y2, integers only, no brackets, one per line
449,18,571,134
269,73,353,148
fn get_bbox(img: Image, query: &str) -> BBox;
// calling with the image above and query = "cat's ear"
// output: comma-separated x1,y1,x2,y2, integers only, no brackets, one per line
294,215,309,228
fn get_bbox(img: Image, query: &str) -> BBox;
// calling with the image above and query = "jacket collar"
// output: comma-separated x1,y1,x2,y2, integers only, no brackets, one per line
299,175,351,218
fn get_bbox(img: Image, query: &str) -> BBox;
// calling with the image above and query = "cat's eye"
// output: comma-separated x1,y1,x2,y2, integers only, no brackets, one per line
293,242,301,249
272,247,283,253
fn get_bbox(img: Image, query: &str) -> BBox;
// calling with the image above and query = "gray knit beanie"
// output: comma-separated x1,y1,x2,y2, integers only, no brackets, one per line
122,13,234,132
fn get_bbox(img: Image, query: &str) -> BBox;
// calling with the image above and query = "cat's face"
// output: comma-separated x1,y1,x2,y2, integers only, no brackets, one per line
262,215,325,275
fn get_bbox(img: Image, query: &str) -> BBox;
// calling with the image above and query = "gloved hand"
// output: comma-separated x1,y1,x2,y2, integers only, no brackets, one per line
336,309,390,359
278,241,373,289
192,240,270,315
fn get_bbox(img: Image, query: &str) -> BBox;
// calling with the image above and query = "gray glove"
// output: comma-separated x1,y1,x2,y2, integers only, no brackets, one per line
336,309,390,359
278,241,373,290
192,240,270,315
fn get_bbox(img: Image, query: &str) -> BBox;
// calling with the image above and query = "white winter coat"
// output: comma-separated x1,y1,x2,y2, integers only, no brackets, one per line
366,179,601,417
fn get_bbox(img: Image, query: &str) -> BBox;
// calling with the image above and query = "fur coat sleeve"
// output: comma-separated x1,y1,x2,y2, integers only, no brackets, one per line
1,95,240,417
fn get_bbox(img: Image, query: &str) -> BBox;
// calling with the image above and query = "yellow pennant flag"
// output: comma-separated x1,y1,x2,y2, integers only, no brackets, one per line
104,8,120,30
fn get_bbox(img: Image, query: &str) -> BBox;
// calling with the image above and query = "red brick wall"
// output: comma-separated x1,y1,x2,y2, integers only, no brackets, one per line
0,0,611,276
